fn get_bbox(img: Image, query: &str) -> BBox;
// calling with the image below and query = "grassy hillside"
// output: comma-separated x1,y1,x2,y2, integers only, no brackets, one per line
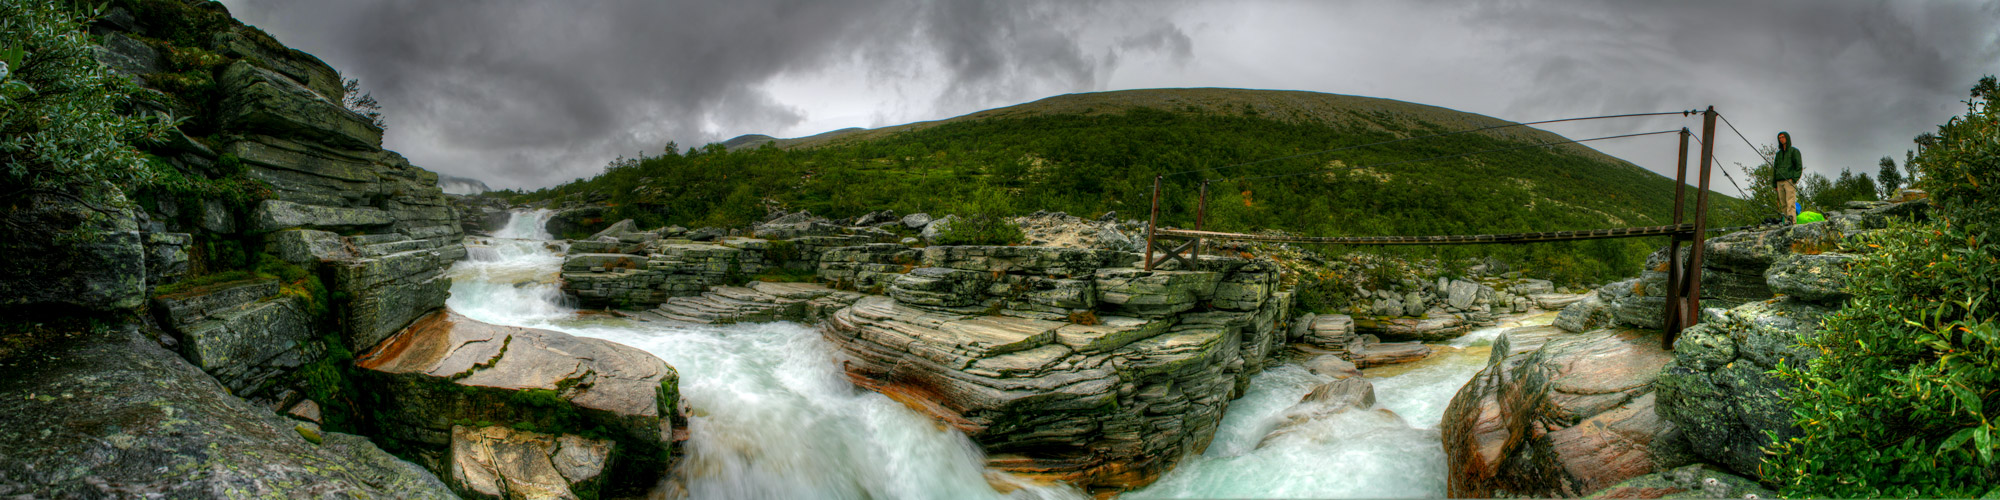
508,88,1754,283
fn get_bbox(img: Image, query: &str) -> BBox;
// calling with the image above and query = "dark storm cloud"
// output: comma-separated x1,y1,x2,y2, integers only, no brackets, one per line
218,0,1193,189
1458,0,2000,178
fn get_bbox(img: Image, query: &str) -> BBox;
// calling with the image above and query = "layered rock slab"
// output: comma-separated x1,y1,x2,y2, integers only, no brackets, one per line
1442,326,1691,498
824,296,1237,491
448,425,613,500
354,310,681,491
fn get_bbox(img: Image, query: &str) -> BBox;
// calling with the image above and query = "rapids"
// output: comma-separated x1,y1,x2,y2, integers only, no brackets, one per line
445,210,1542,499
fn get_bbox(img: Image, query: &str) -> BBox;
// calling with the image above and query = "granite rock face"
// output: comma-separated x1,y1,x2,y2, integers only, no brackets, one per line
1442,327,1690,498
0,323,452,498
1655,298,1831,479
354,311,682,490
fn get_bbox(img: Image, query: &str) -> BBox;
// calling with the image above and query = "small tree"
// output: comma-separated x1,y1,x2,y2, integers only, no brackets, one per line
341,77,384,130
1876,156,1903,198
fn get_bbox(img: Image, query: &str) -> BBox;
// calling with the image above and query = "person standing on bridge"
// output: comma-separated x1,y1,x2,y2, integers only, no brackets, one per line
1772,131,1803,224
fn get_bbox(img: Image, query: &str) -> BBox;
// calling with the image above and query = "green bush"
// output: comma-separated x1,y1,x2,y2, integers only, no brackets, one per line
1766,76,2000,498
0,0,174,237
932,190,1025,246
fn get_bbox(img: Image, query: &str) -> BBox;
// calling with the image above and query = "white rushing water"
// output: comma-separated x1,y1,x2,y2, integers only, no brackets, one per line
447,210,1546,499
1127,316,1552,499
447,211,1083,500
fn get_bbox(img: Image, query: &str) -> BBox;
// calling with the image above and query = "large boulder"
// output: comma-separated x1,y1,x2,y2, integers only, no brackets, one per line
1443,327,1690,497
1655,298,1830,479
0,322,452,498
354,310,682,490
333,244,456,351
1555,291,1613,333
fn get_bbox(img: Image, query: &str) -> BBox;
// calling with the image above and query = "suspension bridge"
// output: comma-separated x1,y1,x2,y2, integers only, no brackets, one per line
1140,106,1783,348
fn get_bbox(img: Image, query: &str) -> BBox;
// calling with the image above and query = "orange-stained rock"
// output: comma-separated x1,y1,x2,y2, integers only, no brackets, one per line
355,309,682,493
1442,326,1691,498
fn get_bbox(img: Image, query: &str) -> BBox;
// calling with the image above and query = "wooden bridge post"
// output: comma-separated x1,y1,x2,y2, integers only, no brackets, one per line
1665,108,1719,349
1193,180,1208,266
1663,128,1692,336
1145,175,1161,271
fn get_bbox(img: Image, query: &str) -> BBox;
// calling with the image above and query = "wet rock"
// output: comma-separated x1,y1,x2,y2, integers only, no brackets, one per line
1555,291,1614,333
1303,354,1361,379
0,323,453,498
1655,298,1829,479
1763,253,1855,305
1346,337,1433,368
1354,315,1470,341
1586,463,1774,499
447,425,612,500
1300,314,1358,354
1447,279,1484,310
825,295,1241,491
1443,327,1689,497
354,310,681,490
652,281,864,325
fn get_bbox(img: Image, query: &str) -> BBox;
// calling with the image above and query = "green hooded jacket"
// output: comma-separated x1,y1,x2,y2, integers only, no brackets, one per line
1772,133,1803,182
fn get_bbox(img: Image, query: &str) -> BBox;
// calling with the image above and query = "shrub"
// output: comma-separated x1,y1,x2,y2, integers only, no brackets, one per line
932,190,1025,246
1765,76,2000,498
0,0,174,238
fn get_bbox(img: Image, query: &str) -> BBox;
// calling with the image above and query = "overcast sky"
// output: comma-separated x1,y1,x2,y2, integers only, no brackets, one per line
216,0,1999,192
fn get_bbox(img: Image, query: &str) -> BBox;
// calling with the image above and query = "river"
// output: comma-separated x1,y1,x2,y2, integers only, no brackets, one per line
445,210,1549,499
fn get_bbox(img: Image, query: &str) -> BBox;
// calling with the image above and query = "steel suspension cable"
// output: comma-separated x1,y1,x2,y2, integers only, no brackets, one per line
1167,110,1698,179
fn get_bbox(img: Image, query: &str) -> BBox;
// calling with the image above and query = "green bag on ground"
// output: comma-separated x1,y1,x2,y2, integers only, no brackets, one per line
1796,211,1825,224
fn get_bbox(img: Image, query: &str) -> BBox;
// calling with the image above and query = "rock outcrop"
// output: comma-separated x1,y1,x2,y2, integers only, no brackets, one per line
820,246,1293,492
447,425,613,500
0,323,453,498
1442,326,1690,497
1585,463,1774,499
353,310,682,492
1654,299,1831,479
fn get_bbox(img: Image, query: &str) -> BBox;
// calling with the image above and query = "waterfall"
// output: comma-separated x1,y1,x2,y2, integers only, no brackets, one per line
444,210,1084,500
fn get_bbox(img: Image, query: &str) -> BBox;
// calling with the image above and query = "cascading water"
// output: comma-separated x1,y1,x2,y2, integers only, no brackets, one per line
446,210,1083,500
1127,315,1555,499
448,209,1548,499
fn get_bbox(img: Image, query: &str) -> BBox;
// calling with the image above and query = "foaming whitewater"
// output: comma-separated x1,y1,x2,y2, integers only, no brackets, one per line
1128,315,1555,499
445,210,1083,500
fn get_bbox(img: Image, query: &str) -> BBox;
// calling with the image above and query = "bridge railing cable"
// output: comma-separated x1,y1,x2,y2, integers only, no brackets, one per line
1211,128,1682,183
1165,110,1697,179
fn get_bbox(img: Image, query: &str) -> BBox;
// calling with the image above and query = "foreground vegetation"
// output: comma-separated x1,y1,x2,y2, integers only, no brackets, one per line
504,91,1768,284
1767,76,2000,497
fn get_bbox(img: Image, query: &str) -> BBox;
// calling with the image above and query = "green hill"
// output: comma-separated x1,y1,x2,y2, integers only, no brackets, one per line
509,88,1755,283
